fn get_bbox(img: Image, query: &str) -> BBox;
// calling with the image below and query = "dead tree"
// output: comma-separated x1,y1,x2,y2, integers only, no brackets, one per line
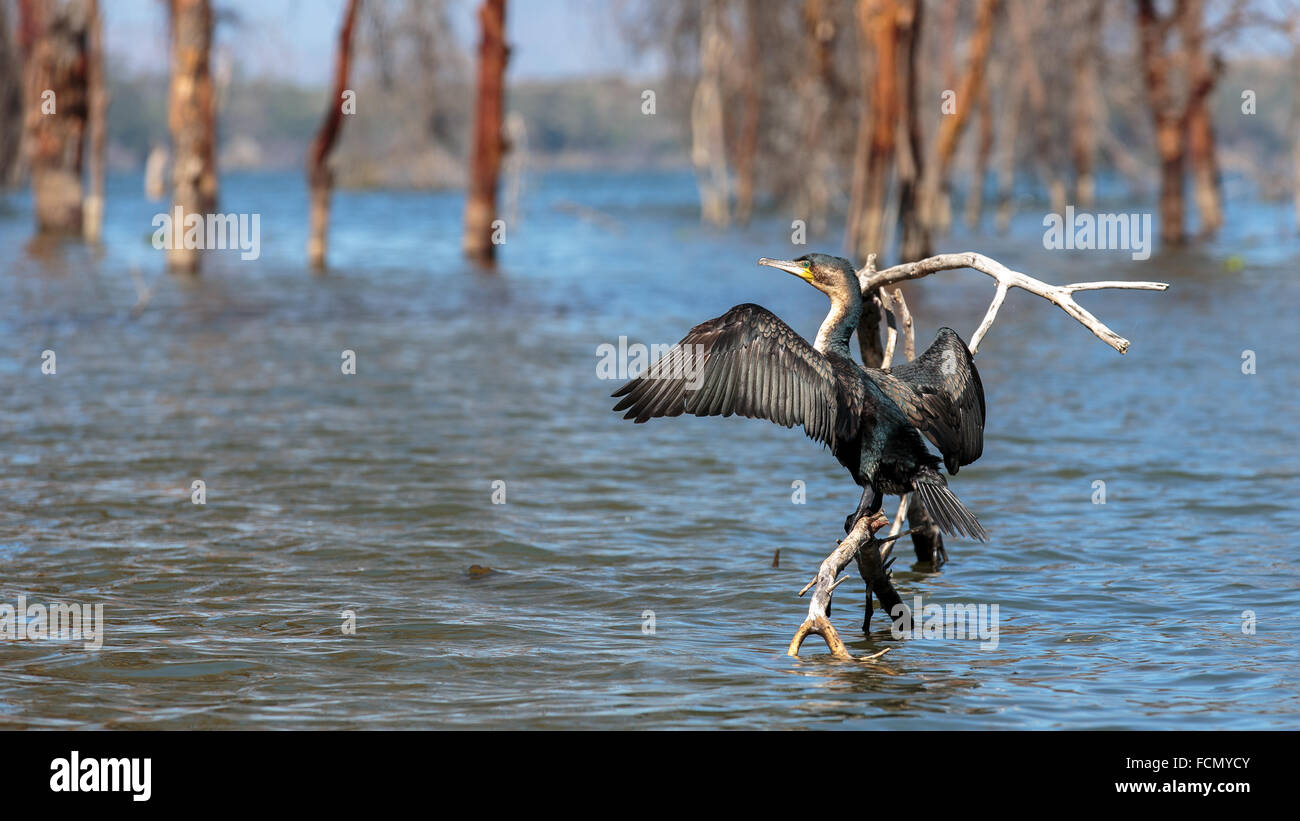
847,0,928,264
790,0,840,236
83,0,104,242
306,0,361,271
964,56,996,228
847,0,900,262
1070,0,1103,209
993,61,1023,234
791,252,1168,660
1293,13,1300,235
1010,1,1066,218
0,1,25,188
691,0,730,229
1135,0,1185,245
1180,0,1222,238
18,0,89,235
921,0,998,237
166,0,217,274
462,0,509,264
894,0,927,262
731,0,762,226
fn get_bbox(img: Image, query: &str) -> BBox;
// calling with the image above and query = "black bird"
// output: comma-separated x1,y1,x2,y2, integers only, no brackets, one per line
610,253,987,541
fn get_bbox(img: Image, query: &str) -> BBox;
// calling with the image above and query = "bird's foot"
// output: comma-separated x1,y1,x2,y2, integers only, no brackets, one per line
845,485,883,535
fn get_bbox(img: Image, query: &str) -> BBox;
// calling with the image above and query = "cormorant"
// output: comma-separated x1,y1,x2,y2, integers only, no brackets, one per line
611,253,988,542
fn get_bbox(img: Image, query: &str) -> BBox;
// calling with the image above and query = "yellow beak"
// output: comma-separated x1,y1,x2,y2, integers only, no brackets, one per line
758,257,813,283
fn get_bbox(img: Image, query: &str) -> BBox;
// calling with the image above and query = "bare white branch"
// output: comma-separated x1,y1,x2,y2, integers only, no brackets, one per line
892,287,914,362
857,251,1169,354
879,291,899,367
878,494,911,566
788,510,894,661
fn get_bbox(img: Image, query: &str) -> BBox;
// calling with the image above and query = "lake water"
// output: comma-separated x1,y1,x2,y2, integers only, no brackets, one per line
1,169,1297,729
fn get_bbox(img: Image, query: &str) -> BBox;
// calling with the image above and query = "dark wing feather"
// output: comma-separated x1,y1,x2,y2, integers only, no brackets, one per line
868,327,985,474
611,304,857,448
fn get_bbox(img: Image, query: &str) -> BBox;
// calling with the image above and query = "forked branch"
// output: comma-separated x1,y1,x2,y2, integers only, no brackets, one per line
857,251,1169,354
788,509,906,661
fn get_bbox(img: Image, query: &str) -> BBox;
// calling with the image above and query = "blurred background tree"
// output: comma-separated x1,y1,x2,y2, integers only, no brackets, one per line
16,0,89,235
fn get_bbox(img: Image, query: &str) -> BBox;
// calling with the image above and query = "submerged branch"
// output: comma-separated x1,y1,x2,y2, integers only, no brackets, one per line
788,509,895,661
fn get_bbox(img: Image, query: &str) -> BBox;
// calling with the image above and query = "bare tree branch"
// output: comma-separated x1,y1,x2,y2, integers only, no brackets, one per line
857,251,1169,354
788,509,898,661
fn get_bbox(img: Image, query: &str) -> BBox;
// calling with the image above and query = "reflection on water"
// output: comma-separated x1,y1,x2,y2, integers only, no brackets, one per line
0,170,1297,728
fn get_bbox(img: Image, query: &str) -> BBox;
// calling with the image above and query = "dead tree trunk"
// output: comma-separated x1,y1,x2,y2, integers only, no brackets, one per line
846,3,873,260
83,0,104,242
166,0,217,274
462,0,509,263
306,0,360,271
1181,0,1222,238
1070,0,1103,209
732,0,761,226
793,0,839,235
0,1,25,188
848,0,899,262
921,0,998,237
1136,0,1184,246
964,60,995,228
1010,2,1065,217
19,0,88,235
937,0,958,90
690,0,729,229
847,0,928,263
895,0,929,262
1295,136,1300,235
994,66,1023,234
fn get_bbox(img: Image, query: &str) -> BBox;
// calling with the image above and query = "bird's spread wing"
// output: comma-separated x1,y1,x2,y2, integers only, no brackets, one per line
869,327,984,474
611,304,858,448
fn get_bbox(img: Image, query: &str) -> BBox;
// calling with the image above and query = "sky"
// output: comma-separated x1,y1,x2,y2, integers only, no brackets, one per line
103,0,660,84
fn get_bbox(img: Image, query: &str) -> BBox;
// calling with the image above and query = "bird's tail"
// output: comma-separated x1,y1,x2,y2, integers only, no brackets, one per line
912,471,988,542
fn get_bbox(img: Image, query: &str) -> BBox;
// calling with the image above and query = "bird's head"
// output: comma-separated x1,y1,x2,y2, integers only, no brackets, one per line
758,253,861,303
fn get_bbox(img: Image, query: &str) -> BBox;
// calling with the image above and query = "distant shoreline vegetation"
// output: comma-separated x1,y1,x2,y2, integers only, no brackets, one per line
102,68,689,188
87,58,1300,202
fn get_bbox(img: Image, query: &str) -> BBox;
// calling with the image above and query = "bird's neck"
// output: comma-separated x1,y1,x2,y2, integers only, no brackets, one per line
815,291,862,357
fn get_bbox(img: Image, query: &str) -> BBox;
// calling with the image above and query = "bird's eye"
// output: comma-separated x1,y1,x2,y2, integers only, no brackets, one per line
802,260,811,270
